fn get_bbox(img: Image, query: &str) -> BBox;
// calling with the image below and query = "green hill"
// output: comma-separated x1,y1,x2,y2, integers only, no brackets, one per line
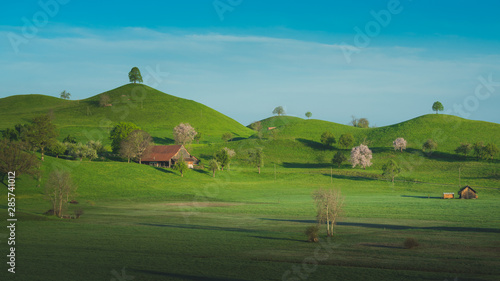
0,84,253,144
256,114,499,153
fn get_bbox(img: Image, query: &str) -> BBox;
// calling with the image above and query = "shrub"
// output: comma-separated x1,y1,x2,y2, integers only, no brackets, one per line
305,225,319,242
404,237,419,249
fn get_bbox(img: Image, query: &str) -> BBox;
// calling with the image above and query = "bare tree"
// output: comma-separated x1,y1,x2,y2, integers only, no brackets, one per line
45,170,77,218
125,130,152,164
173,123,197,145
119,140,136,163
313,188,344,237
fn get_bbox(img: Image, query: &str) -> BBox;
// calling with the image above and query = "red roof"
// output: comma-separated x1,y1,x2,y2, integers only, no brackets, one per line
141,145,184,162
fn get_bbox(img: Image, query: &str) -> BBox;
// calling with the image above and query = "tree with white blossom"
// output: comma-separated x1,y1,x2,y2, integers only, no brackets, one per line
350,144,373,169
173,123,197,145
393,138,407,152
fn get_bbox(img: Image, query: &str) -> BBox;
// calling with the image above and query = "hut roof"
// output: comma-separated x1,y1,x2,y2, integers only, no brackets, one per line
458,185,477,194
141,145,184,162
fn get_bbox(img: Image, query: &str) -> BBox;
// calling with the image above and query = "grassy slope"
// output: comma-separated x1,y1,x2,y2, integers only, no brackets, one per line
0,84,253,144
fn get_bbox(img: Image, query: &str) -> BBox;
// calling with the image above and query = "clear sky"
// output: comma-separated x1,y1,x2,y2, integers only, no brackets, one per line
1,0,499,126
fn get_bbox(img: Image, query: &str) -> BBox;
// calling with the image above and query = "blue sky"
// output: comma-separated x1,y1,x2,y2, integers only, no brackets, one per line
1,0,500,126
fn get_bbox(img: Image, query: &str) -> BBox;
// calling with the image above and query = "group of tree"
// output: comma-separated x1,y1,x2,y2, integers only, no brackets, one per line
320,132,355,150
44,170,78,218
119,130,152,163
349,116,369,128
48,139,105,161
208,147,237,177
456,142,499,160
312,188,344,238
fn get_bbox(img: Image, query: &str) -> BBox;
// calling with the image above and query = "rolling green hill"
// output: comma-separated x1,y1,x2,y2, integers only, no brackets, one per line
256,114,500,153
0,84,253,144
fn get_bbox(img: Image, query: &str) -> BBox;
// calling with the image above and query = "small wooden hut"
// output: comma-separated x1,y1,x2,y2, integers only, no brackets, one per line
458,186,478,199
442,193,454,199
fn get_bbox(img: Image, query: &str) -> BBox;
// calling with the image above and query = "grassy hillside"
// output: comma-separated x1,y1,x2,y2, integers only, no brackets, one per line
256,114,500,153
0,84,253,144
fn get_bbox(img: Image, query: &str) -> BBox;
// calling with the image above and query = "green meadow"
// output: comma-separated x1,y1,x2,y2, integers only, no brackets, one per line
0,85,499,280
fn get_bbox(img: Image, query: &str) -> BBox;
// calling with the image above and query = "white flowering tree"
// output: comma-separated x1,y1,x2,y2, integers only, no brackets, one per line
173,123,197,145
350,144,373,169
393,138,407,152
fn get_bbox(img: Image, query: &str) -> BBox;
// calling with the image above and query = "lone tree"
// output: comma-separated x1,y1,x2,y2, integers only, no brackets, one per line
109,122,140,154
173,123,197,145
313,188,344,237
320,131,336,148
249,148,264,174
223,147,236,170
332,151,347,168
45,170,77,218
305,112,312,119
23,114,58,161
432,101,444,114
272,106,285,116
393,138,407,152
0,139,39,186
215,148,230,171
350,144,373,169
422,139,438,156
128,67,143,84
221,132,232,143
455,143,473,158
338,133,354,149
382,159,401,183
357,118,369,128
208,159,219,178
60,90,71,100
173,155,188,177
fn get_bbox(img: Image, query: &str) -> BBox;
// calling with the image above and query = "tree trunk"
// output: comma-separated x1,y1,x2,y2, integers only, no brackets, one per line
258,166,261,174
213,170,215,178
128,157,130,163
41,149,45,161
392,176,395,183
139,158,142,164
326,205,330,236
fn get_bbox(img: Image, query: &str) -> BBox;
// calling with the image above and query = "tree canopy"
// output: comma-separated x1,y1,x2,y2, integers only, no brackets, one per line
173,123,197,145
432,101,444,114
272,106,285,116
305,112,312,119
320,131,336,147
350,144,373,169
128,67,143,84
338,134,354,149
23,114,58,161
60,90,71,100
109,122,141,154
382,159,401,183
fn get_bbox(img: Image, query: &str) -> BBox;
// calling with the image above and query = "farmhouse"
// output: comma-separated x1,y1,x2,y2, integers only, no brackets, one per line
141,145,199,168
458,185,478,199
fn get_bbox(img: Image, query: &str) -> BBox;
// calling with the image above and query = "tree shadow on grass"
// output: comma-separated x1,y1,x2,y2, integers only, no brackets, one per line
192,168,210,176
282,162,331,169
250,236,306,243
321,173,377,181
259,218,500,233
138,223,260,234
296,138,325,150
153,167,175,174
133,269,251,281
400,195,442,199
359,243,404,249
152,137,175,145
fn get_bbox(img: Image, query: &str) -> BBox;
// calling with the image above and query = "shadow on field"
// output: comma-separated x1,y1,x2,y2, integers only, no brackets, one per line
400,195,442,199
359,243,404,249
260,218,500,233
321,173,377,181
296,138,324,150
192,169,210,175
133,269,250,281
250,236,306,243
152,136,175,145
283,162,331,169
153,167,175,174
138,223,259,233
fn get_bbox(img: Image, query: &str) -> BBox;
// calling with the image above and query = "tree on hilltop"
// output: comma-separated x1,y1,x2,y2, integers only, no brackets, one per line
60,90,71,100
273,106,285,116
432,101,444,114
129,67,143,84
305,112,312,119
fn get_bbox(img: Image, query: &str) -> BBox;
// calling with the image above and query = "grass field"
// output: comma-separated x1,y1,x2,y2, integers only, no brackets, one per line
0,86,499,280
1,152,499,281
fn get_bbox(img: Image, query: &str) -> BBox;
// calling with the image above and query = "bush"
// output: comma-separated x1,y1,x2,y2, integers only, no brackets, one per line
404,237,419,249
305,225,319,242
